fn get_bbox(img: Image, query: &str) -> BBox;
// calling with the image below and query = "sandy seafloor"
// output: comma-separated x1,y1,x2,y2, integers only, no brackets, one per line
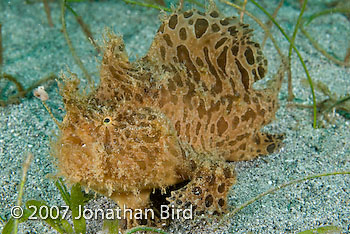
0,0,349,233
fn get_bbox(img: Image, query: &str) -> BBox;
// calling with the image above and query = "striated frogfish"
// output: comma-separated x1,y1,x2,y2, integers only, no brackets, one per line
52,5,285,229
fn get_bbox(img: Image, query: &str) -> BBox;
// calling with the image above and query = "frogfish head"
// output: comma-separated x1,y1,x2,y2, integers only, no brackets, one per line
51,77,189,204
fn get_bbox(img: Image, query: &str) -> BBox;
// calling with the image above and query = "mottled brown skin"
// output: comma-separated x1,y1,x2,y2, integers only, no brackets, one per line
52,8,284,229
146,10,284,161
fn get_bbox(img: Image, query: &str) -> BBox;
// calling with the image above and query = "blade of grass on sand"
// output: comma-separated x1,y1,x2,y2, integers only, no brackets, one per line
61,0,94,87
122,0,171,11
287,0,307,101
126,226,170,234
13,153,33,234
0,23,3,69
217,171,350,229
301,8,350,67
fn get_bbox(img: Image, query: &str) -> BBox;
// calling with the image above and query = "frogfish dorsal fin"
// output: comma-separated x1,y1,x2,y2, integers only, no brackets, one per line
96,35,142,102
146,9,268,93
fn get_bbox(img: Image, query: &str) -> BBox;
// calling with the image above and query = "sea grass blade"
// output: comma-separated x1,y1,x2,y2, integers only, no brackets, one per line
301,8,350,67
122,0,171,11
70,184,88,234
126,226,170,234
12,153,33,234
25,200,74,234
287,0,307,101
217,171,350,228
61,0,94,87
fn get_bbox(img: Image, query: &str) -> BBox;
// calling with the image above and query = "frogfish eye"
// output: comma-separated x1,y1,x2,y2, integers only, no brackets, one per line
103,117,111,124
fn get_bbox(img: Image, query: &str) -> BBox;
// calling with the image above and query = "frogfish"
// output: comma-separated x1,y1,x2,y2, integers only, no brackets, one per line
52,5,285,229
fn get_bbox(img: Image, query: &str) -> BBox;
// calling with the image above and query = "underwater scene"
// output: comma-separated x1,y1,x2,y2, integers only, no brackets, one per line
0,0,349,233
